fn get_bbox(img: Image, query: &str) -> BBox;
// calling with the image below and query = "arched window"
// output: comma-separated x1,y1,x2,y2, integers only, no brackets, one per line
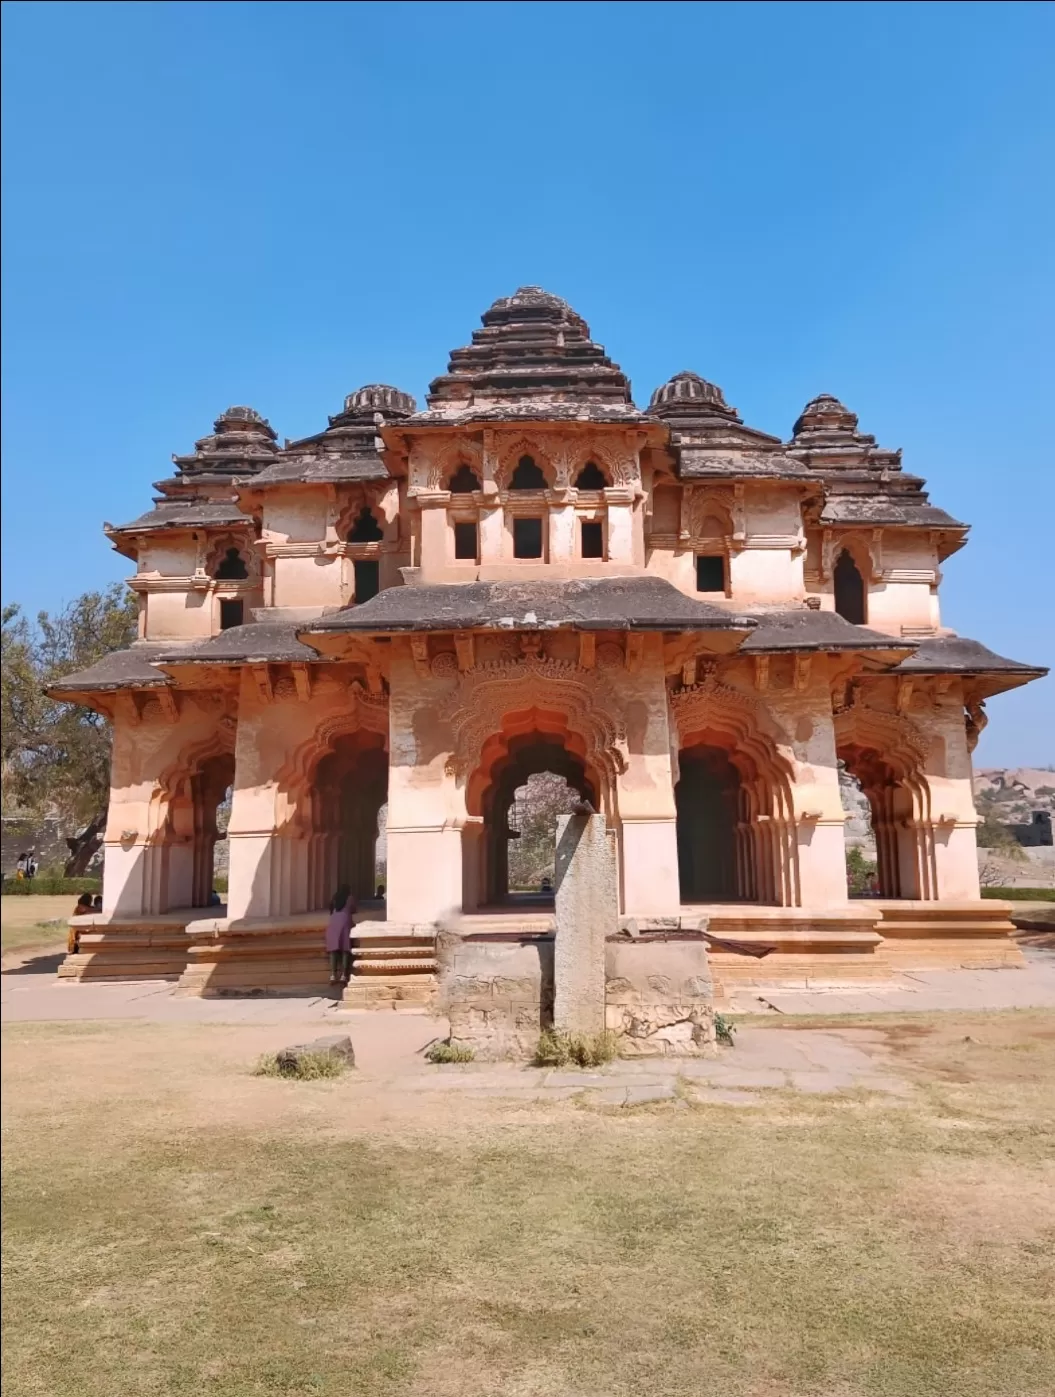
834,550,866,625
574,461,607,490
448,464,481,493
213,547,248,581
348,507,384,544
510,456,547,490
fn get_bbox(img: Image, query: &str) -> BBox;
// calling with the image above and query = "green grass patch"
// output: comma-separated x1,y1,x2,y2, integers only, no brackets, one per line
424,1039,476,1063
981,886,1055,901
254,1051,347,1080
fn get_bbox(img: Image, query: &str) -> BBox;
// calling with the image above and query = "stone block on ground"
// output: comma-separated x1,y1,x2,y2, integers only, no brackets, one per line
275,1034,355,1072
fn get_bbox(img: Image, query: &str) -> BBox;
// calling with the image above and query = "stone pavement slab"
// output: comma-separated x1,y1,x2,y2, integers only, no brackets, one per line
753,964,1055,1016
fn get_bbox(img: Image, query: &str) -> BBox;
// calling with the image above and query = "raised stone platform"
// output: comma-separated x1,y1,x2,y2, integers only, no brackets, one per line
57,913,192,982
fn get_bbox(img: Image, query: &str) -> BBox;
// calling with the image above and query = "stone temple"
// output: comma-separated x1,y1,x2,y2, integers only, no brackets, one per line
53,287,1047,999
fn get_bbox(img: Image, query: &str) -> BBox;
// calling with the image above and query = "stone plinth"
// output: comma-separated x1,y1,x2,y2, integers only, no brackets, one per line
438,929,552,1060
553,813,617,1036
605,938,716,1056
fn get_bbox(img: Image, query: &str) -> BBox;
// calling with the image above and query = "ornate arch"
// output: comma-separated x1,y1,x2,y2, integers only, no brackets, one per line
410,437,484,492
493,435,556,490
668,670,799,905
148,726,237,838
204,532,258,582
833,695,929,780
273,684,390,831
440,656,628,813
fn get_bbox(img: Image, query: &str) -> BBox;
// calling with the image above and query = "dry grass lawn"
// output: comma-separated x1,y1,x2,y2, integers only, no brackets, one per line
3,1009,1055,1397
1,894,72,955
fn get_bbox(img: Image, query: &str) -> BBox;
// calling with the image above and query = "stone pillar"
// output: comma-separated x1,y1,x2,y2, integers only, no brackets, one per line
553,813,617,1035
549,501,575,563
385,640,466,925
615,636,681,915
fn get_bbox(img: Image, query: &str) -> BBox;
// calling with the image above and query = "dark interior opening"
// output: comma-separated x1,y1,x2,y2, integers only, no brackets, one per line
574,461,607,490
214,547,248,580
448,464,481,493
676,746,741,901
834,551,866,625
353,559,380,602
348,507,384,543
510,456,547,491
513,517,544,559
580,520,604,559
454,520,479,561
219,598,244,630
696,554,726,593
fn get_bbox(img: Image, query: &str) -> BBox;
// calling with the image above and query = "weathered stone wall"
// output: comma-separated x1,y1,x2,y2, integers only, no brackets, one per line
605,938,715,1056
437,929,715,1060
438,930,553,1061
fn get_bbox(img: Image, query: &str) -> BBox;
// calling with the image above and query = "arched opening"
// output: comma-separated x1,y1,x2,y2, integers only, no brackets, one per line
155,750,235,911
839,762,879,896
348,507,384,543
506,772,584,899
838,744,922,899
448,464,481,493
213,547,248,581
574,461,607,490
676,745,741,901
480,734,594,906
834,550,866,625
312,732,388,907
510,455,547,490
672,709,798,906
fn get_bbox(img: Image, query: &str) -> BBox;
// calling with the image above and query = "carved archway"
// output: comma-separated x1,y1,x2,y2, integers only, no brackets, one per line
834,699,936,899
669,673,800,905
269,691,391,914
145,728,238,912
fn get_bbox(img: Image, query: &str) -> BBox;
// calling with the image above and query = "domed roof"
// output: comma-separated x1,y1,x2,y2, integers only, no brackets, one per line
648,371,738,421
336,383,417,423
172,405,279,477
421,286,641,421
792,394,860,440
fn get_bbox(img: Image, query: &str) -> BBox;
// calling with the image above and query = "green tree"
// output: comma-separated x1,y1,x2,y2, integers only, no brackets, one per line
1,585,138,874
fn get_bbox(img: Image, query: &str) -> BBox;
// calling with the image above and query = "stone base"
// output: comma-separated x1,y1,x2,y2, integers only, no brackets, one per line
691,906,888,988
340,975,437,1010
606,939,716,1057
872,900,1025,969
178,918,331,996
58,915,191,981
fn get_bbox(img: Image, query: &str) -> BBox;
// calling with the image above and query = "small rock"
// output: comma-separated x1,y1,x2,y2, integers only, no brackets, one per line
276,1034,355,1071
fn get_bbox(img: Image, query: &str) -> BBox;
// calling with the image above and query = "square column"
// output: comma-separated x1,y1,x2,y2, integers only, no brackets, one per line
385,641,467,926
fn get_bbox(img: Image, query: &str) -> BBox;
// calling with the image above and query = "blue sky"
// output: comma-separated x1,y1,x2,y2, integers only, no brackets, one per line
2,1,1052,765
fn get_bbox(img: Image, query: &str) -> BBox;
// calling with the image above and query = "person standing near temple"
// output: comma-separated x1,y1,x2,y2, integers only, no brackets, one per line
324,884,356,987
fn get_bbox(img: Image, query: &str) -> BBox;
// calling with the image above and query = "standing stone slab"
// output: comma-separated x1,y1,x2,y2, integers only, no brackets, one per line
554,813,617,1035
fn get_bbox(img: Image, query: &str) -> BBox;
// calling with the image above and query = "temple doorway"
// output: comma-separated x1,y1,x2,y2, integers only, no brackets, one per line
472,731,597,908
313,732,388,906
675,744,743,902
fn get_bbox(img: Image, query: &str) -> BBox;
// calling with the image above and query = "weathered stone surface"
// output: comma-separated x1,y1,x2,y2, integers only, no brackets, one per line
554,814,616,1036
275,1034,355,1071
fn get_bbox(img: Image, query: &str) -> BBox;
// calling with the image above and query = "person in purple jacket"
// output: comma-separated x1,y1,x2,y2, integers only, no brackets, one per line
324,884,356,986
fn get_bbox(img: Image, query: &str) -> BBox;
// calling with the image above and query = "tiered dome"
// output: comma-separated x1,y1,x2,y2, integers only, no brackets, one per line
422,287,639,420
648,371,739,422
330,383,417,426
172,406,280,479
791,394,865,443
